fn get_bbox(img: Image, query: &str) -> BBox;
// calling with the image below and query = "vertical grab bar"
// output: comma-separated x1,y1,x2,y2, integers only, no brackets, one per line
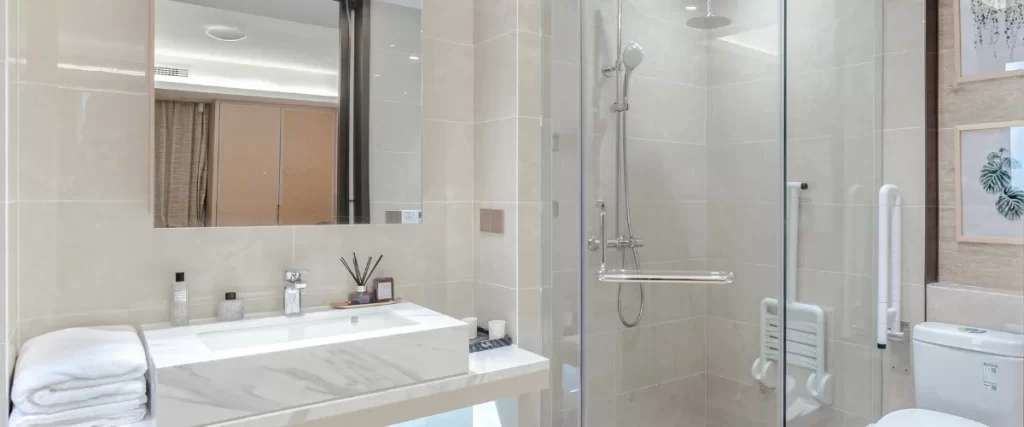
877,185,902,349
786,182,808,304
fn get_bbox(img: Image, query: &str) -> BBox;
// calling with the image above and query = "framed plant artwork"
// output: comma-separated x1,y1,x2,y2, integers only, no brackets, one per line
955,121,1024,244
955,0,1024,83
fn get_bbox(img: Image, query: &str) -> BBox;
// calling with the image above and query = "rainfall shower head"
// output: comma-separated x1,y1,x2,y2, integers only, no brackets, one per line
686,0,731,29
622,42,644,71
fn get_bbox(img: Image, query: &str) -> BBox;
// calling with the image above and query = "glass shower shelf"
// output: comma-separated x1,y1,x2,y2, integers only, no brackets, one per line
596,270,735,284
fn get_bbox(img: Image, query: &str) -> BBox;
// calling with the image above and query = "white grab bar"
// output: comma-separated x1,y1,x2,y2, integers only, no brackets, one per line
597,270,734,284
786,182,808,303
877,185,902,349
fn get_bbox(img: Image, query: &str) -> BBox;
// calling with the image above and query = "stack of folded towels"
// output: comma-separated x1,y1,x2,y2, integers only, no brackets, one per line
9,325,149,427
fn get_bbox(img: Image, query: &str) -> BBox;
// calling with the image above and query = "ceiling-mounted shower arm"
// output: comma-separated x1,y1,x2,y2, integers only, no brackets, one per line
333,0,363,10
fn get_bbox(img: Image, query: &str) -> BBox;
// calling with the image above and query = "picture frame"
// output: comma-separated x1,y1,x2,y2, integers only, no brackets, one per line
953,0,1024,84
954,121,1024,245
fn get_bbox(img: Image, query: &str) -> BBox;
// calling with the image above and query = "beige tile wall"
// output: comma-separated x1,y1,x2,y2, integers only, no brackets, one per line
936,0,1024,292
10,0,476,344
2,0,12,418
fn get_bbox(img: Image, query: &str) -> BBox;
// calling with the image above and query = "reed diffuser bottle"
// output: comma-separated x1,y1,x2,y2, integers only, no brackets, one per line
340,253,383,305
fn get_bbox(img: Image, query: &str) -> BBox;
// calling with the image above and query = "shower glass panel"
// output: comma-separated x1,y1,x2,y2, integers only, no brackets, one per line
550,0,897,425
565,0,787,425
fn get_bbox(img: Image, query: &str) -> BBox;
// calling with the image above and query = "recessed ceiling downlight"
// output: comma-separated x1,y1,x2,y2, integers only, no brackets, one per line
205,25,246,42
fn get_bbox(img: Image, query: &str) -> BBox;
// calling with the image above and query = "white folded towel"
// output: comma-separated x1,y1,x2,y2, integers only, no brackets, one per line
16,378,147,415
9,400,148,427
12,326,148,409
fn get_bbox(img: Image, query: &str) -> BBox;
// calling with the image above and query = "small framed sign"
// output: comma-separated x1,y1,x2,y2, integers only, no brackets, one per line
374,277,394,302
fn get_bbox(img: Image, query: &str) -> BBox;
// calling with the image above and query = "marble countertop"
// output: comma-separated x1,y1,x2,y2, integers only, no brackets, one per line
142,302,465,368
131,345,548,426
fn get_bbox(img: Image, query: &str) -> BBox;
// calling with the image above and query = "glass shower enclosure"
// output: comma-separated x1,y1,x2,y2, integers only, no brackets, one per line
544,0,912,425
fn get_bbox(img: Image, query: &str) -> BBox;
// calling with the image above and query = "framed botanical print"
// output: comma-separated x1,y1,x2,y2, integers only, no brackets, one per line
955,121,1024,244
954,0,1024,83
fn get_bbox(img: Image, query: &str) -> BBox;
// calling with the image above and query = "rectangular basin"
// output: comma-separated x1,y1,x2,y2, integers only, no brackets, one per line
142,303,468,427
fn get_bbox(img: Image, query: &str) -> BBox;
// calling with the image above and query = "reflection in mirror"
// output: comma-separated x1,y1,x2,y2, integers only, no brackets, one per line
152,0,423,228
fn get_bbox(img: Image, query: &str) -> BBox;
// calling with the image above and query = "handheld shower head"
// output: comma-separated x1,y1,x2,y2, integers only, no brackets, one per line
622,42,644,71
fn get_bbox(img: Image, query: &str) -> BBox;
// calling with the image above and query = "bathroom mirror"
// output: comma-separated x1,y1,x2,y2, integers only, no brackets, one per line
151,0,423,228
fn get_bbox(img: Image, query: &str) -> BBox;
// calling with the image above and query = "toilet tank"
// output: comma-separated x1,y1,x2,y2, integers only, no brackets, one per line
912,323,1024,427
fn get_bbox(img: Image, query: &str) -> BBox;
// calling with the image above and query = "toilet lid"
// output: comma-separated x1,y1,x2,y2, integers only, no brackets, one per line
877,409,988,427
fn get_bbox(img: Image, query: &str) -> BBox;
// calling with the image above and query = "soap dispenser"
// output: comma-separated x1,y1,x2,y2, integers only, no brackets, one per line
217,292,244,322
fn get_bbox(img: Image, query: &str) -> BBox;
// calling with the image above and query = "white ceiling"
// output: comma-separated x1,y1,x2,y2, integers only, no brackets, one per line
156,0,340,99
170,0,341,28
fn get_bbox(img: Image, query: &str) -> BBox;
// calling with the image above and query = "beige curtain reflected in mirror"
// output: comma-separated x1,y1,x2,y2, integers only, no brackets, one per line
154,101,211,228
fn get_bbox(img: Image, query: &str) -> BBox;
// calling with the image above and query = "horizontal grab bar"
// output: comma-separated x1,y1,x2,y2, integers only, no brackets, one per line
597,270,735,284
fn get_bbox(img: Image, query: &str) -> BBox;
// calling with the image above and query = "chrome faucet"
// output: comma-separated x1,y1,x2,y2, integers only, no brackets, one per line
284,269,308,316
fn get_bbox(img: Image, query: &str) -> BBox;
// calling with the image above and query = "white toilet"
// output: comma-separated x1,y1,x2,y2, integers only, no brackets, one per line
874,322,1024,427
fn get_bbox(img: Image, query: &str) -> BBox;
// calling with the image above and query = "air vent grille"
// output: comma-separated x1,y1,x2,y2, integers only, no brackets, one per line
154,66,189,78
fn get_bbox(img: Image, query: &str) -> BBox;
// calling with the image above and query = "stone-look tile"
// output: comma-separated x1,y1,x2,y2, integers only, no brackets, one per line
786,0,874,73
706,316,760,385
796,204,874,277
631,140,706,203
474,118,518,202
473,281,517,338
474,0,518,43
883,49,927,130
708,202,781,266
706,373,778,427
422,120,474,202
625,77,706,145
583,397,616,427
829,341,878,419
707,78,780,145
706,260,781,325
519,118,544,203
642,272,707,325
518,203,543,290
445,203,475,282
938,49,1024,128
475,202,518,288
19,0,150,94
709,141,781,205
475,32,518,122
629,201,707,264
371,1,422,55
795,269,875,347
937,0,956,52
786,135,875,206
881,0,925,55
585,332,618,405
18,84,149,201
624,11,707,88
422,0,473,45
422,38,474,122
369,49,423,105
616,374,706,427
617,316,705,393
881,128,927,207
706,36,778,87
519,31,544,118
7,204,19,333
517,288,544,353
899,208,927,286
787,62,874,140
881,366,915,414
397,281,475,320
927,283,1024,333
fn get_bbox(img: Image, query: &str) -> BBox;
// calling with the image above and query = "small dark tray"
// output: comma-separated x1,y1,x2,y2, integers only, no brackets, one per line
469,328,513,353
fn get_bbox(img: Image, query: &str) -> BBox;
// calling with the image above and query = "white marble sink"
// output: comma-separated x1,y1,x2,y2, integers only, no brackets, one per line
142,303,468,427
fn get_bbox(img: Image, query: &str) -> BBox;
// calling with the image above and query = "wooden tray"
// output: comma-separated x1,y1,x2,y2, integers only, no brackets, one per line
330,297,402,309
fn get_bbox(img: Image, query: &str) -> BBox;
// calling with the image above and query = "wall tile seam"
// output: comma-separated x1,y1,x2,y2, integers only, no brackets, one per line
627,74,706,90
706,76,780,90
475,280,518,292
614,371,708,397
422,35,475,48
786,60,879,78
474,29,519,48
17,82,148,98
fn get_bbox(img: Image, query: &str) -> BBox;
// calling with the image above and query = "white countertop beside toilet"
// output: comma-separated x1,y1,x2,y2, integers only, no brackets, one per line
130,345,548,427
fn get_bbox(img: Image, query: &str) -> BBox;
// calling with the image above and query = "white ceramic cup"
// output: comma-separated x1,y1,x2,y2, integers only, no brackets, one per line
461,317,478,339
488,320,506,340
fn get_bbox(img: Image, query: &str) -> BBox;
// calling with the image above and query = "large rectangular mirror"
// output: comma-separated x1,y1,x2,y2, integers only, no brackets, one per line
152,0,423,227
